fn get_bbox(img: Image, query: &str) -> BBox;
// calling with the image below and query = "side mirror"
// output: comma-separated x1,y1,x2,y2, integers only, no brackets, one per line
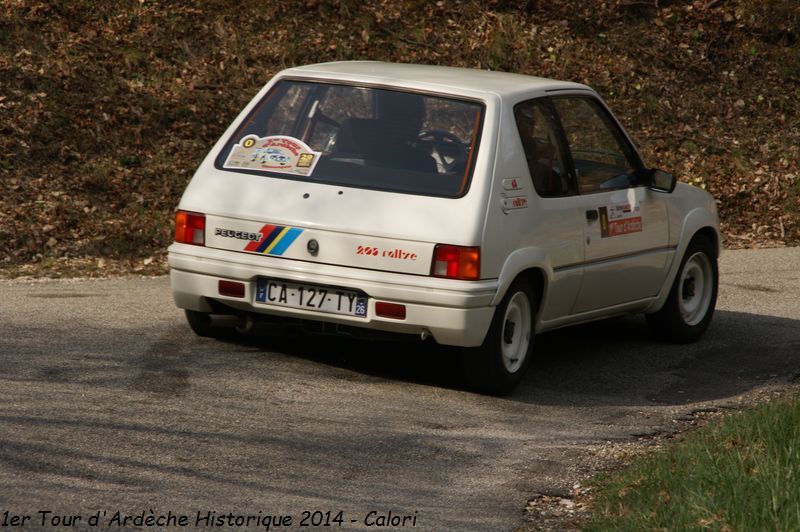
645,168,676,193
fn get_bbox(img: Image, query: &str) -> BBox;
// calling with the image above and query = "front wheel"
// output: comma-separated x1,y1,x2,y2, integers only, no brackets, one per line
647,234,718,343
462,279,537,395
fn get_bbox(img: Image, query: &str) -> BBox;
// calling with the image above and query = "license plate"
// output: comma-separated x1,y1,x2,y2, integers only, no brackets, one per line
255,278,367,318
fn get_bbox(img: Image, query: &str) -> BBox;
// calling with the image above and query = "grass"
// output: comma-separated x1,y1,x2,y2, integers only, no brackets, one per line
585,394,800,531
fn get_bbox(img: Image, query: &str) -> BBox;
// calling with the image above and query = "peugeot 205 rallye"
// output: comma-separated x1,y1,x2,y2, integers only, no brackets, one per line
169,61,719,395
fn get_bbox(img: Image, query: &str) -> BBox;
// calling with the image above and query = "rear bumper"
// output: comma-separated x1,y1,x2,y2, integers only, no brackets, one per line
168,243,497,347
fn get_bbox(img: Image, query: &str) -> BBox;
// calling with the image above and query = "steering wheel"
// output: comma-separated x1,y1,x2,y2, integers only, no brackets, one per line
417,130,469,173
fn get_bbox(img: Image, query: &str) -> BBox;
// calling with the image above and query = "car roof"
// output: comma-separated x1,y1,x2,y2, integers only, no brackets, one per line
279,61,592,100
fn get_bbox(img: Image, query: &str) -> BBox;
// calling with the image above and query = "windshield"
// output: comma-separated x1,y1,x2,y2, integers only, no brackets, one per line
215,80,484,197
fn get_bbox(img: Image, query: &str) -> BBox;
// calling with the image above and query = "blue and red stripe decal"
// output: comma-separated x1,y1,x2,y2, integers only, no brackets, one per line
244,224,304,255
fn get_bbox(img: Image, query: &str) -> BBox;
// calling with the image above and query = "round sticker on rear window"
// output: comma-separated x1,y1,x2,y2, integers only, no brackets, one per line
223,135,321,177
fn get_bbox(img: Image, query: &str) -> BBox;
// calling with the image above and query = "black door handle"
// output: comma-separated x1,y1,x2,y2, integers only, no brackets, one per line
586,209,599,221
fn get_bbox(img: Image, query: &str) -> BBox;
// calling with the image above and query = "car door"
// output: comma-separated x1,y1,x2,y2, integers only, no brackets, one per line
512,98,584,322
550,95,670,314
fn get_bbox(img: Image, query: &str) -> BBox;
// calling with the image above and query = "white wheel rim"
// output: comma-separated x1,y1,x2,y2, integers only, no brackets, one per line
678,252,714,326
501,291,532,373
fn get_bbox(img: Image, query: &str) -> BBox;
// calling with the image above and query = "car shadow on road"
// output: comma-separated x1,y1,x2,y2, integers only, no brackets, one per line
237,323,466,389
242,310,800,407
516,310,800,406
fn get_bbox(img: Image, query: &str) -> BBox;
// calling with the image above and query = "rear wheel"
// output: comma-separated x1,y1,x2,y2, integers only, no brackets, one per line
647,234,718,343
462,279,536,395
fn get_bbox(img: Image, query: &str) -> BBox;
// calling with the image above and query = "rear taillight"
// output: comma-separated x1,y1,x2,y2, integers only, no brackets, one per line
431,244,480,281
174,210,205,246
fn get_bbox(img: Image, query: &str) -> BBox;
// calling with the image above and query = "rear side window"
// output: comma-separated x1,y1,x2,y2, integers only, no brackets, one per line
215,80,484,198
514,99,575,197
550,97,642,193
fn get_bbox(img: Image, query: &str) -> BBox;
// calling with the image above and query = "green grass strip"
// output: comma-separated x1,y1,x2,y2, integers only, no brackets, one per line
585,395,800,531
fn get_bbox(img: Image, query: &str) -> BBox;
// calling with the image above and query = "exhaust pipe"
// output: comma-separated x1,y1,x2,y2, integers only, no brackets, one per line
235,314,255,333
207,313,253,332
209,314,239,328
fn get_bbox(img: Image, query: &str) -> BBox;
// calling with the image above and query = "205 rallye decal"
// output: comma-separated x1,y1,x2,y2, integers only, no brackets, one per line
222,135,321,177
599,203,643,238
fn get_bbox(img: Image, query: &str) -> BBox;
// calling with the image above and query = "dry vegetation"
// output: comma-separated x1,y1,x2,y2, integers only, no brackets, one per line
1,0,798,277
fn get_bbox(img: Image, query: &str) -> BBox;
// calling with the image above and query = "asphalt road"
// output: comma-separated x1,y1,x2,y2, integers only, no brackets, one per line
1,248,798,531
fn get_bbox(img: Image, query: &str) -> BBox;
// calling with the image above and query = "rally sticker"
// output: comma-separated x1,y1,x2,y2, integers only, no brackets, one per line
243,224,304,256
223,135,321,177
502,178,524,191
599,203,642,237
500,193,528,213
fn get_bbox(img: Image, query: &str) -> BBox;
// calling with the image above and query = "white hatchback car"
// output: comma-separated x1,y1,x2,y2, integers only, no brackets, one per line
169,61,719,394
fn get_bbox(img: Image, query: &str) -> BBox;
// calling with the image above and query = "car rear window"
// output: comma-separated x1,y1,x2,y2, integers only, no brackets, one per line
215,80,484,198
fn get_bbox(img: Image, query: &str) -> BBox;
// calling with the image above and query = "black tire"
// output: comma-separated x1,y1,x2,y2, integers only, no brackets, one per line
462,279,537,395
184,309,235,339
647,234,718,343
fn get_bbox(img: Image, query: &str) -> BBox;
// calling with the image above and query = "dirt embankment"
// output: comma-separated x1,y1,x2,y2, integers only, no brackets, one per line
1,0,798,277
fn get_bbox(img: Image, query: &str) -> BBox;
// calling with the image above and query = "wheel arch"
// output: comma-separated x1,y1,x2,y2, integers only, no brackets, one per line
646,208,720,314
491,247,550,327
693,225,720,258
645,226,719,342
517,267,547,321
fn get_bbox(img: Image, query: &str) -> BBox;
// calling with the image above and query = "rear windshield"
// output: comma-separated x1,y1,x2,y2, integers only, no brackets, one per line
215,80,484,197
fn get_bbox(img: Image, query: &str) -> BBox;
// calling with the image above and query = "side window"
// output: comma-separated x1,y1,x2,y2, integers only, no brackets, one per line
551,97,641,194
514,100,573,197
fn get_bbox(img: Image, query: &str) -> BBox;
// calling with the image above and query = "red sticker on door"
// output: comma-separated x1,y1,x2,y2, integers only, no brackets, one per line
599,204,642,237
